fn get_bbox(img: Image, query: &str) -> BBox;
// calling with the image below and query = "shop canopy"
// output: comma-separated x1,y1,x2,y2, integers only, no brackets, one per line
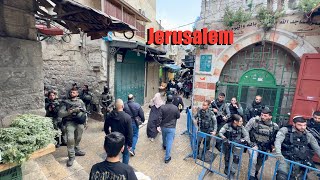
163,64,181,71
35,0,136,40
109,40,166,55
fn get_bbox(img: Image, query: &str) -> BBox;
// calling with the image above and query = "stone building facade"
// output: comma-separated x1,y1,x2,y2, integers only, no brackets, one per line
0,0,44,127
192,0,320,119
42,0,166,105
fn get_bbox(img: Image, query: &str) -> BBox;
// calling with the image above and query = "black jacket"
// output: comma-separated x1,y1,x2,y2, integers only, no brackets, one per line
158,102,180,128
172,95,184,110
124,100,145,123
104,110,133,147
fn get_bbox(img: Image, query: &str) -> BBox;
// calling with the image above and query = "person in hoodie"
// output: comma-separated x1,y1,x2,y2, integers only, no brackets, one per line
104,99,133,165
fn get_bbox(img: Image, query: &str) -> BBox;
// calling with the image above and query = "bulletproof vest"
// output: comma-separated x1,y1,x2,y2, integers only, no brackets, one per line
81,91,92,103
46,99,60,118
225,124,242,142
64,98,85,121
101,93,112,106
250,119,275,144
198,110,213,132
282,126,312,162
251,102,264,117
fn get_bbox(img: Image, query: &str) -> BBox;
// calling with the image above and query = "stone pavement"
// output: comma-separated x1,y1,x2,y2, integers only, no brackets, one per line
21,97,214,180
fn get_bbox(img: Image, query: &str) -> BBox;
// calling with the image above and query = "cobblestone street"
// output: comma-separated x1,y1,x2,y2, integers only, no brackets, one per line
21,98,213,180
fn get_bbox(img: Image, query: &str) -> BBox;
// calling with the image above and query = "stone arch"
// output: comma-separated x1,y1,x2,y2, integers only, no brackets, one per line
213,29,318,77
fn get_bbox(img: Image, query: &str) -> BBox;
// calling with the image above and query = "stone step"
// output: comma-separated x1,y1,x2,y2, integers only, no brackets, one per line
22,153,89,180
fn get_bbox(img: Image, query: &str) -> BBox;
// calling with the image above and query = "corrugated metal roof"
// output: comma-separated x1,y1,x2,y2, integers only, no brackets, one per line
36,0,136,40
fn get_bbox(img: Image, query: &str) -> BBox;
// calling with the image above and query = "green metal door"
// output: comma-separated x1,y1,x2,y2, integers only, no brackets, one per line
216,42,299,123
115,50,145,105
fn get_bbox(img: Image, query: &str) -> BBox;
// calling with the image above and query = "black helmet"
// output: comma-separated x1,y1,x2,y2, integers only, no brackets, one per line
104,86,109,92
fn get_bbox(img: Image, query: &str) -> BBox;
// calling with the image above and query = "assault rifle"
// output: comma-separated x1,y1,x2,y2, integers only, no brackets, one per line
307,127,320,142
63,100,91,114
210,101,227,120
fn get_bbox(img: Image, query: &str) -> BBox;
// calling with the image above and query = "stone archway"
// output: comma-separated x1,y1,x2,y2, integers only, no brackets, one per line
212,29,318,77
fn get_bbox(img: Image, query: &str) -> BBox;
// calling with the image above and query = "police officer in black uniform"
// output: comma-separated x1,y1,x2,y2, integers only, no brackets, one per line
194,100,217,159
307,111,320,143
45,90,63,147
219,114,251,176
100,86,114,118
245,95,268,123
245,109,279,180
275,116,320,180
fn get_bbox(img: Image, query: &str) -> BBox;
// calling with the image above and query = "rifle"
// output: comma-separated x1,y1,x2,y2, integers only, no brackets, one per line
307,127,320,141
63,100,91,114
211,101,227,120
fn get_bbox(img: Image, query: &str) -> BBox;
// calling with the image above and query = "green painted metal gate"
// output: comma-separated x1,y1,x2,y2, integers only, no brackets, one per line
216,43,299,123
115,50,145,105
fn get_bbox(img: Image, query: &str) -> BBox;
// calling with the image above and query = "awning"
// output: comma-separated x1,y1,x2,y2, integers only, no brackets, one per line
163,64,181,71
158,56,174,64
35,0,136,40
109,40,166,55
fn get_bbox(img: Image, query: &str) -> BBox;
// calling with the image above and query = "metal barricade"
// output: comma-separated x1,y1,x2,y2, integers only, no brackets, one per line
192,131,320,180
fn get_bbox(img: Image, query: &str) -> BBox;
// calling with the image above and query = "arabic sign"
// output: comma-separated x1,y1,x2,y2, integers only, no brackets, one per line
227,14,320,35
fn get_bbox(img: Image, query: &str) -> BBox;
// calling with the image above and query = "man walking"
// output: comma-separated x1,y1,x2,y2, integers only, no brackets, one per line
157,95,180,163
124,94,145,157
59,88,87,167
104,99,133,165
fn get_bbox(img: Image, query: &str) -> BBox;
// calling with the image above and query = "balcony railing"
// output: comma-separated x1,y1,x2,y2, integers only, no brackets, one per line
105,0,146,38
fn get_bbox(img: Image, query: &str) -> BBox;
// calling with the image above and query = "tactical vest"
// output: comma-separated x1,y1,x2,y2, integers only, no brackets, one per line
225,123,242,142
198,110,213,133
250,119,276,150
64,98,86,124
101,93,112,106
282,126,312,162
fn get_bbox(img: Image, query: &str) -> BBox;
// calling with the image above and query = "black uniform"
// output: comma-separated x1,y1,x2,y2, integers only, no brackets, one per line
245,101,266,123
194,109,217,158
219,123,250,175
307,118,320,143
275,126,320,180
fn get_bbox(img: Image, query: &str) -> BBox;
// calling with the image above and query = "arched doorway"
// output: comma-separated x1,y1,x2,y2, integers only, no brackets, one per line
216,42,299,122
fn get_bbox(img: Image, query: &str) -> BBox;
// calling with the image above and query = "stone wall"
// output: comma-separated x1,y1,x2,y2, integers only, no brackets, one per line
192,0,320,110
0,0,44,127
42,34,107,98
0,0,37,40
0,37,44,127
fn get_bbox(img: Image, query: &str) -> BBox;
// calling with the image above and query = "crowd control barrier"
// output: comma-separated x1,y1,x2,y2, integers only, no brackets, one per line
184,109,320,180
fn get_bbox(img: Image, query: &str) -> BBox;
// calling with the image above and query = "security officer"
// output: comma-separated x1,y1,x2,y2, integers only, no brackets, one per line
80,85,93,110
59,88,87,167
275,116,320,180
45,90,63,147
307,111,320,143
194,100,217,159
219,114,251,176
100,85,114,118
245,95,269,123
210,93,230,151
245,108,279,180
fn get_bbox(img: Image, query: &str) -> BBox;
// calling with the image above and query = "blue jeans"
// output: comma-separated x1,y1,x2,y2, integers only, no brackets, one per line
132,122,139,152
122,144,130,164
161,127,176,160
